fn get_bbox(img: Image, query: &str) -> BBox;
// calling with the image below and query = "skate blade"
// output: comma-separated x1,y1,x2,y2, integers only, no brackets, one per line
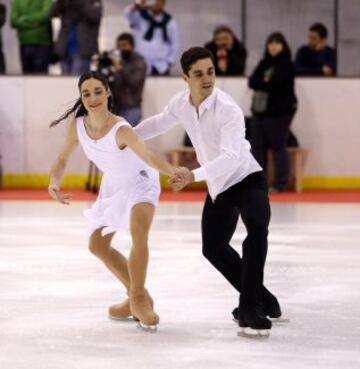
108,315,139,322
237,327,270,339
136,321,158,333
270,317,290,324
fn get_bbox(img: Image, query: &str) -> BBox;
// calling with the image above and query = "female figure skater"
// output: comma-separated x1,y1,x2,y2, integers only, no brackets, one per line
48,71,175,331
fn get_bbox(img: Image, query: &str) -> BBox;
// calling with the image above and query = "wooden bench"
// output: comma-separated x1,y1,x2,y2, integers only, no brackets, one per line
266,147,307,193
169,146,307,193
85,161,101,193
169,146,199,169
0,154,3,189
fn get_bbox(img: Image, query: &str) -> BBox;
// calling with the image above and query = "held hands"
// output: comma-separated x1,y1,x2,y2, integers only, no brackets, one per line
169,167,194,191
48,184,72,205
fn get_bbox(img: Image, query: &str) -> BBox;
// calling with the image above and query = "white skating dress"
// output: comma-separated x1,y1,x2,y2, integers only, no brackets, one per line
76,117,160,237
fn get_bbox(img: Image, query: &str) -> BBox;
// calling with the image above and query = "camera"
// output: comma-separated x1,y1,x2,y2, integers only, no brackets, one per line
92,51,116,84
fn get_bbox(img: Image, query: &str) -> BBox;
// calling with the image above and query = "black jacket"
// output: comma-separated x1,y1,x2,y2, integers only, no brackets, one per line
113,52,147,111
205,38,247,76
249,54,297,116
294,45,337,76
0,3,5,46
51,0,102,59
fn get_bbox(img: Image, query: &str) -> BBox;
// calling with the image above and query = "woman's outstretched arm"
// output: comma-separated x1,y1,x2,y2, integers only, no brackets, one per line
48,118,78,204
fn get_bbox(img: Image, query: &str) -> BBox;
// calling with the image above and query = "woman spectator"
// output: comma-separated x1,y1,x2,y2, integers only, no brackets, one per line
205,25,247,76
0,2,5,74
249,32,297,192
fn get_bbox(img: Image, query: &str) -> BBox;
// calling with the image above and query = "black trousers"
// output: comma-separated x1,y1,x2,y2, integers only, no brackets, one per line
251,114,294,191
201,171,270,304
0,47,5,74
20,45,50,74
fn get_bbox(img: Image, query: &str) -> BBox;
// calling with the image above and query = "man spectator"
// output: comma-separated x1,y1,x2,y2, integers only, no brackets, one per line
205,25,247,76
51,0,102,75
111,33,147,127
295,23,336,76
10,0,52,74
124,0,178,75
0,2,5,74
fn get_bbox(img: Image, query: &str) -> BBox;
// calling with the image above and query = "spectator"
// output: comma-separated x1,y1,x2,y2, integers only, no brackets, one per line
124,0,178,75
111,33,147,127
51,0,102,75
10,0,52,74
295,23,336,76
0,2,5,74
249,32,297,192
205,25,247,76
0,2,5,185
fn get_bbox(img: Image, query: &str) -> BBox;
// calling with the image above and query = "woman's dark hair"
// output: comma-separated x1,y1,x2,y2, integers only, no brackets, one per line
264,32,292,60
180,47,215,76
213,25,234,38
50,71,114,127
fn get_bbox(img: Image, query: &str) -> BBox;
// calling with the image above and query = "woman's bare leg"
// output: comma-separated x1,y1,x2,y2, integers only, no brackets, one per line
128,202,159,326
89,229,134,318
89,229,131,290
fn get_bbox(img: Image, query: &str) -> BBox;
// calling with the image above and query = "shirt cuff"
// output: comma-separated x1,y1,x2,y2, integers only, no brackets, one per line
192,167,207,182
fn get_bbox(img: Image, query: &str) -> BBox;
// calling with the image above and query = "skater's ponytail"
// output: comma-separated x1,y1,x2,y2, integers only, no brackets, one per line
50,71,115,127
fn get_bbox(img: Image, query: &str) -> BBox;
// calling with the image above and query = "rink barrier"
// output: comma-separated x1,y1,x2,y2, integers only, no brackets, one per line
2,173,360,190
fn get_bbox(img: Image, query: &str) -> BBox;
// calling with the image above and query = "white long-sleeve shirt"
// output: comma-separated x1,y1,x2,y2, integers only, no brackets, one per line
135,87,262,200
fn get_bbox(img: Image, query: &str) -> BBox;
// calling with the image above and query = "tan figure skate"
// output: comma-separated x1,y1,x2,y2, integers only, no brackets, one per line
108,291,154,322
129,289,159,333
108,299,134,321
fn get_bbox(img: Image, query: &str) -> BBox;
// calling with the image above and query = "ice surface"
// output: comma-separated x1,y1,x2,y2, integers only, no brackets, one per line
0,201,359,369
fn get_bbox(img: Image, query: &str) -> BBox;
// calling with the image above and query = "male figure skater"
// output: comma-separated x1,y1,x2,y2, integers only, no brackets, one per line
135,47,281,337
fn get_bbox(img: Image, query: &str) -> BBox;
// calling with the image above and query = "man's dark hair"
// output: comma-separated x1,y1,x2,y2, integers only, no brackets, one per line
309,23,328,39
180,47,215,76
117,33,135,47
